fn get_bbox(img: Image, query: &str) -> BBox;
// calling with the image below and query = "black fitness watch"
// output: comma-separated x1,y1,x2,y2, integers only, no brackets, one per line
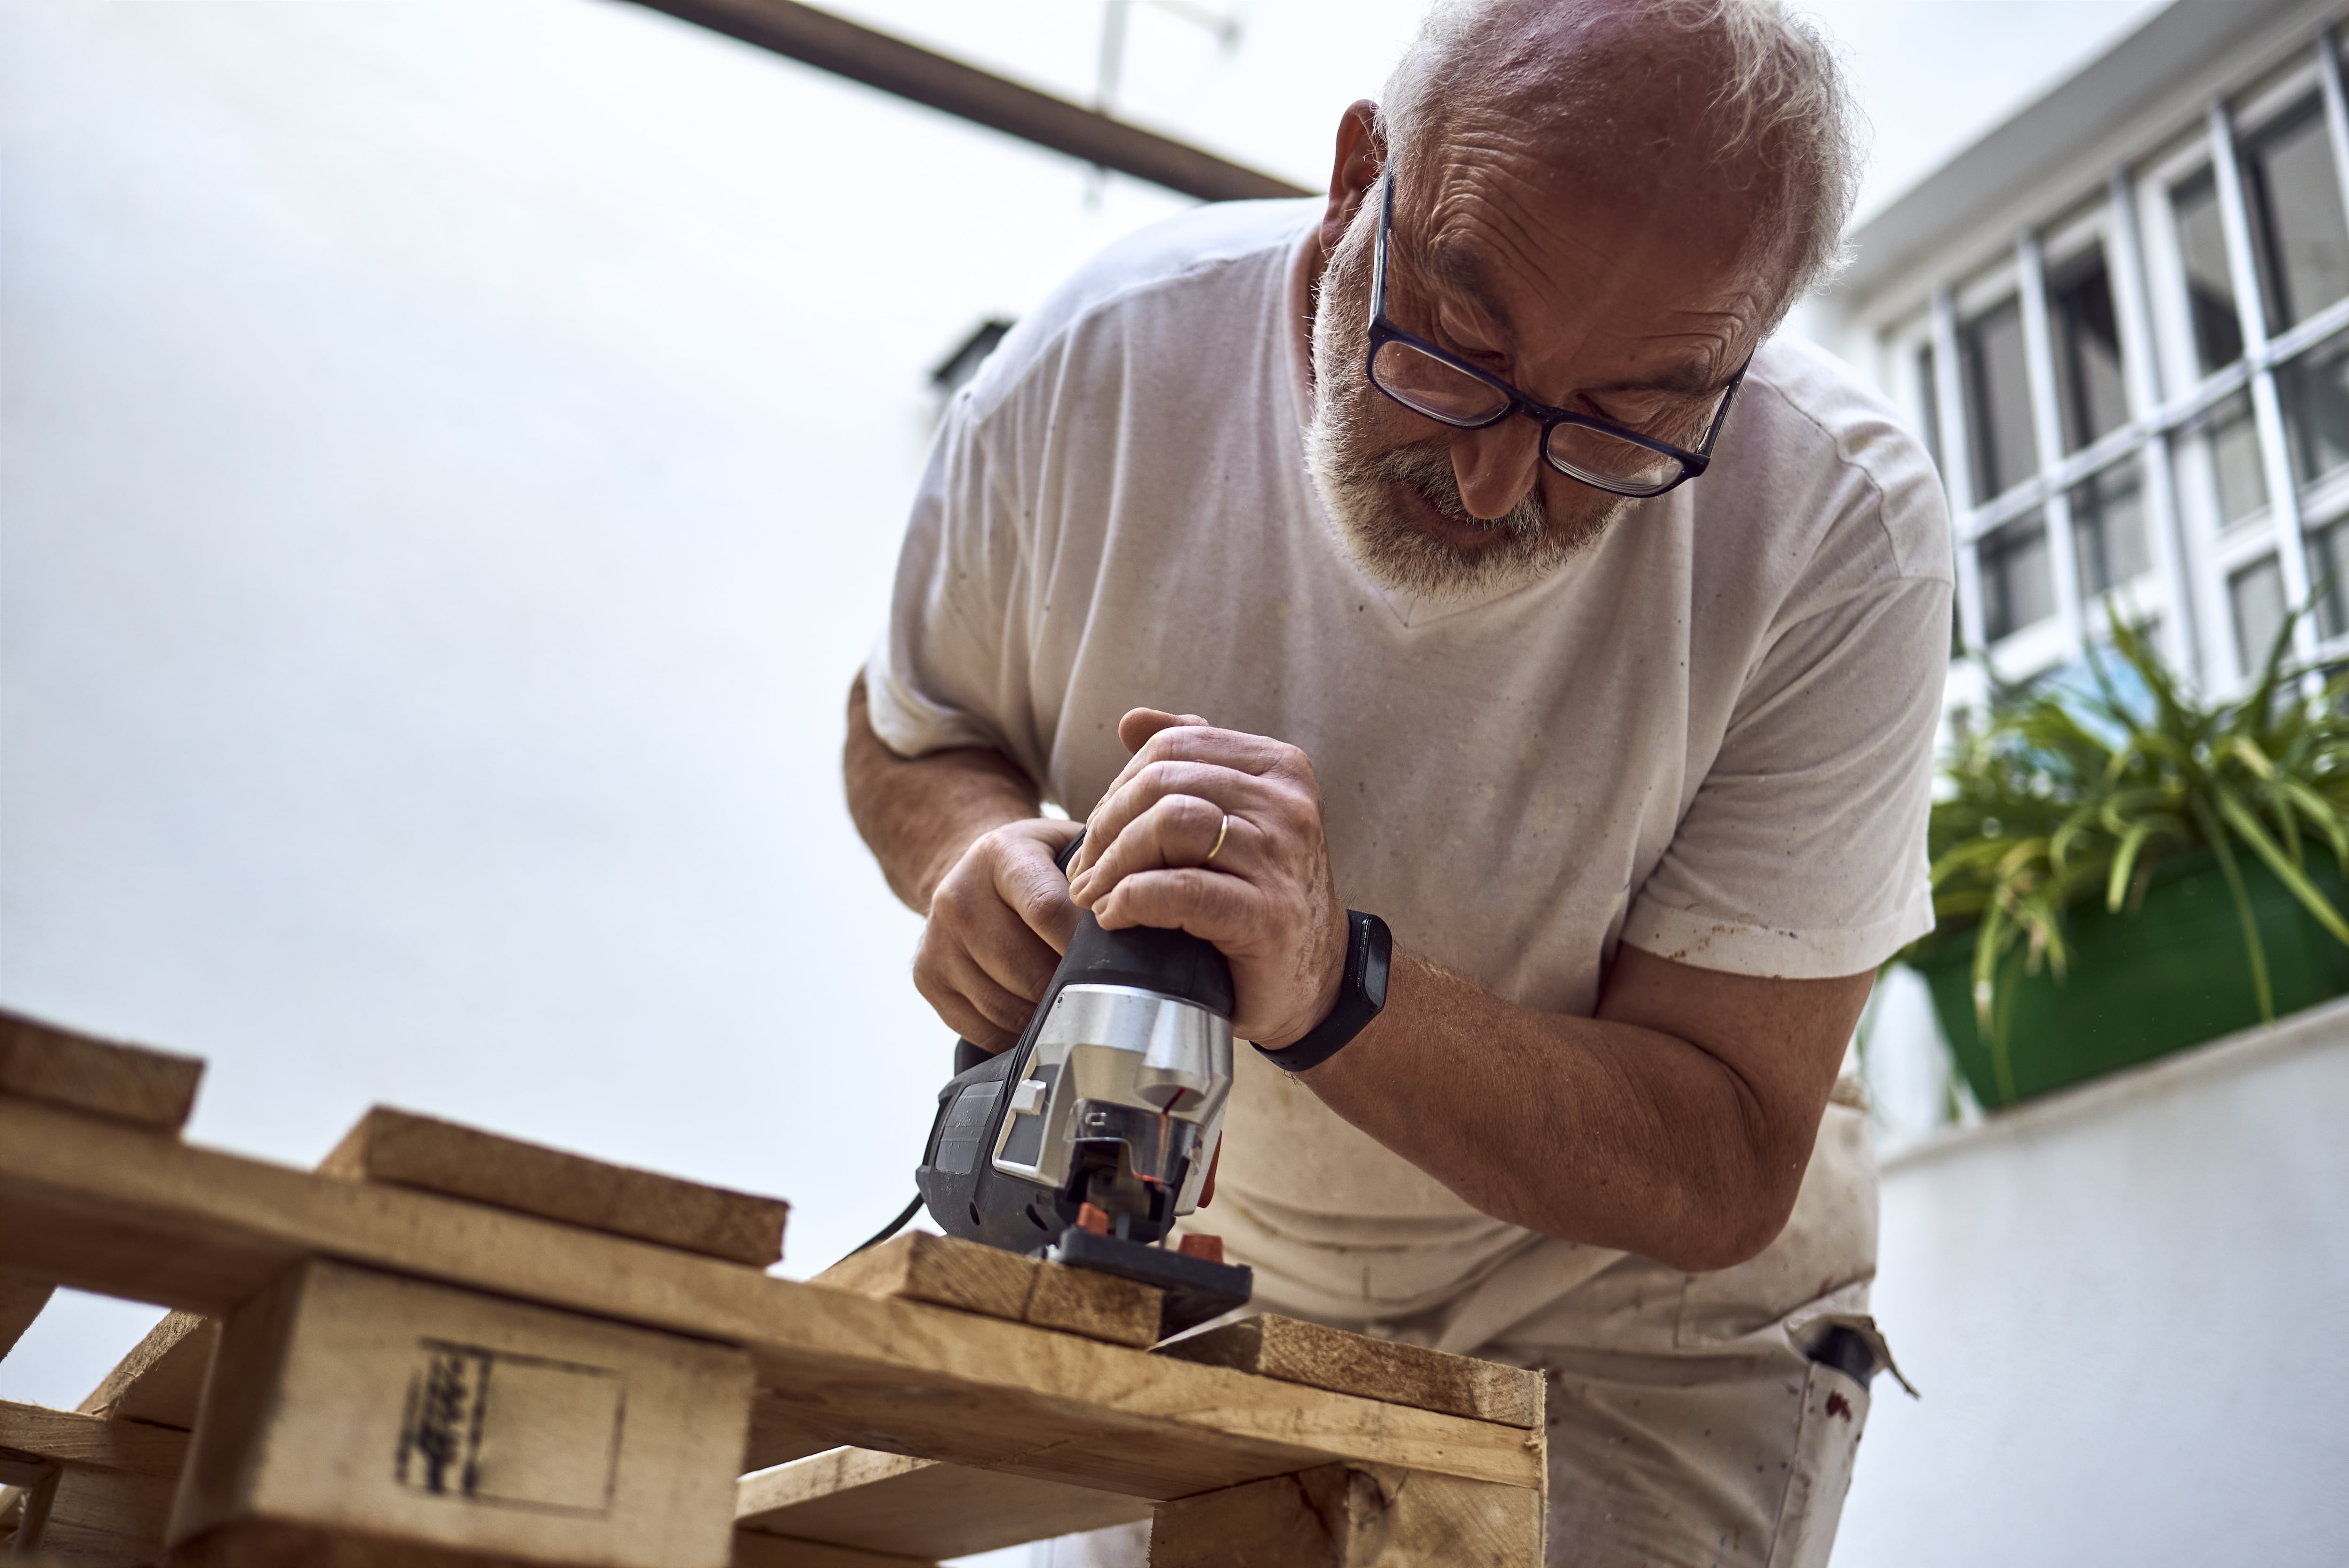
1253,910,1392,1072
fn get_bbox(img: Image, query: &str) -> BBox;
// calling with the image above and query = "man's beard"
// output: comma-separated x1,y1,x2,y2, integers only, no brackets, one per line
1303,216,1626,603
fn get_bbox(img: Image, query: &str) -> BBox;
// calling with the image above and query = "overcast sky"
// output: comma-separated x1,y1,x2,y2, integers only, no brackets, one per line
0,0,2168,1450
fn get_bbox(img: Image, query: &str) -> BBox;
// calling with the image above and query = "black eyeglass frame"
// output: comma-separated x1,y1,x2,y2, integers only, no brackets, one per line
1364,171,1749,498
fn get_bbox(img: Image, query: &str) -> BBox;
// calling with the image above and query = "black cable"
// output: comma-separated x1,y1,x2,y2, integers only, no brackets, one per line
838,1193,925,1265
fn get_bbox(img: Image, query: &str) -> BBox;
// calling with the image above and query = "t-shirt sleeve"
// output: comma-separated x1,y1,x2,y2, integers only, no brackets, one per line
862,392,1041,769
1619,554,1949,982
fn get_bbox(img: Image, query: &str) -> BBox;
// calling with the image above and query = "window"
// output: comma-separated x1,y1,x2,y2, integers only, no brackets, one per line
2071,461,2149,596
2183,389,2268,525
2231,554,2289,675
2306,518,2349,637
2241,96,2349,333
2172,168,2246,374
2279,330,2349,486
1981,516,2055,642
2049,246,2131,450
1916,344,1944,475
1960,297,2038,500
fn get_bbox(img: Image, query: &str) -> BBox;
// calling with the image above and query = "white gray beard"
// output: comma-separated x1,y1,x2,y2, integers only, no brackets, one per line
1302,225,1623,603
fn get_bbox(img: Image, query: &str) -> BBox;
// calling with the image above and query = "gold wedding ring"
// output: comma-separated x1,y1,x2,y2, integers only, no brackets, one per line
1205,813,1230,865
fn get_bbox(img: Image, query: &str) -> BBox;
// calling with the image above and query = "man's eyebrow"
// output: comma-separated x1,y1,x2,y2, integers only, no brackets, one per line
1415,240,1519,346
1581,363,1726,397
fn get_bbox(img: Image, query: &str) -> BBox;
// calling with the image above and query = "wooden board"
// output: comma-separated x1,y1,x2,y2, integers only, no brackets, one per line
0,1271,52,1361
1156,1316,1543,1429
736,1447,1150,1561
0,1097,1543,1503
0,1009,202,1132
319,1106,789,1268
814,1233,1159,1348
168,1258,756,1568
0,1401,190,1561
1151,1462,1544,1568
731,1532,934,1568
78,1309,217,1428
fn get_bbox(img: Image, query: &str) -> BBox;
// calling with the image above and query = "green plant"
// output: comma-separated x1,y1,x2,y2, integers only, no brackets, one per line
1914,610,2349,1104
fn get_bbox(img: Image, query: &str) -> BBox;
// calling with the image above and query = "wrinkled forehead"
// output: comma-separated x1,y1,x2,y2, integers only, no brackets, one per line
1389,124,1787,363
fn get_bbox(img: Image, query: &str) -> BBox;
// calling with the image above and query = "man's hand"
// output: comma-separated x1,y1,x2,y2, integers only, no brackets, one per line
916,817,1085,1052
1066,709,1350,1048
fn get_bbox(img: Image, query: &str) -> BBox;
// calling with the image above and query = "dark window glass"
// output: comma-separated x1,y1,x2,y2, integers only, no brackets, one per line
2242,96,2349,333
2306,520,2349,637
2189,389,2269,524
2232,554,2290,674
1960,298,2039,500
2279,332,2349,485
1981,516,2055,642
2048,246,2131,451
2173,169,2245,374
1916,344,1944,476
2072,461,2149,596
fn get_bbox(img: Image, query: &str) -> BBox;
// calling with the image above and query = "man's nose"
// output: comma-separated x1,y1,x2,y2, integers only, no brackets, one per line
1449,420,1543,520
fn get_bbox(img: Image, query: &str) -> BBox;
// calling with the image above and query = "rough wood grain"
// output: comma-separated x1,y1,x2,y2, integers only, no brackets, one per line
814,1233,1159,1349
171,1515,599,1567
78,1309,216,1428
0,1401,189,1562
1151,1463,1544,1568
319,1105,789,1267
0,1271,52,1361
1155,1317,1543,1429
0,1098,1541,1501
736,1447,1150,1561
731,1531,934,1568
167,1259,755,1568
0,1010,202,1132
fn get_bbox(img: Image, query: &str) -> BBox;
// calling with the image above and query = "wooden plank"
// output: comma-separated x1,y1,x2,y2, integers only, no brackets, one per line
731,1531,934,1568
814,1233,1159,1349
736,1447,1151,1561
168,1258,755,1568
1155,1317,1544,1430
1151,1463,1545,1568
0,1271,53,1361
319,1105,790,1267
78,1310,217,1428
0,1098,1541,1502
0,1010,202,1132
0,1401,189,1562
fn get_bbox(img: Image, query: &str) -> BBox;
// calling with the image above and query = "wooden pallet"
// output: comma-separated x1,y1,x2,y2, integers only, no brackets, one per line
0,1007,1546,1566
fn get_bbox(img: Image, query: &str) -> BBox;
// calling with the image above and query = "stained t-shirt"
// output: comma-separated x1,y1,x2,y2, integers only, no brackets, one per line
865,198,1950,1326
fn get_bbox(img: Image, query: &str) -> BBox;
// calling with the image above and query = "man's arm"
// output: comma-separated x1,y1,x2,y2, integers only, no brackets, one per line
1066,708,1872,1273
843,674,1082,1050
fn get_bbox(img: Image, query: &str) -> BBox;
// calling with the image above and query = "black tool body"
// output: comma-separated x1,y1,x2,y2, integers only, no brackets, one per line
915,834,1252,1335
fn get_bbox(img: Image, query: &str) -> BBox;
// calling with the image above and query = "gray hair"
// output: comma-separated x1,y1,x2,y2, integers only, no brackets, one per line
1375,0,1864,318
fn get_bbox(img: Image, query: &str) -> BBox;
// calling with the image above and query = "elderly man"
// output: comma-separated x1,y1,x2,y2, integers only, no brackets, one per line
845,0,1946,1560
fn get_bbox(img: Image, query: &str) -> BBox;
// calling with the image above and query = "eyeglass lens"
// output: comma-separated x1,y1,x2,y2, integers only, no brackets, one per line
1370,340,1685,495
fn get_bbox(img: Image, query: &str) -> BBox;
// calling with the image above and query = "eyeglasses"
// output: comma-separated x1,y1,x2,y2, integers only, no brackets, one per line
1364,172,1747,499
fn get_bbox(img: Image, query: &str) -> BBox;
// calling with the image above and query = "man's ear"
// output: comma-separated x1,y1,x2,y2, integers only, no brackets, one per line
1319,100,1385,256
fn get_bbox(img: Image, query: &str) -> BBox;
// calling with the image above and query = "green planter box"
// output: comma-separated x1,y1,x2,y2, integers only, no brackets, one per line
1911,848,2349,1108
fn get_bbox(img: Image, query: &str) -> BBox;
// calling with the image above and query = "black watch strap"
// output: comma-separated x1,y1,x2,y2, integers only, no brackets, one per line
1254,910,1392,1073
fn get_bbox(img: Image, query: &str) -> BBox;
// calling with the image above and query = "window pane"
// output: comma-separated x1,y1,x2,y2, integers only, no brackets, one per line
2232,554,2289,674
2173,168,2245,374
1916,344,1944,476
1960,297,2039,500
2279,330,2349,485
1980,514,2055,642
2306,518,2349,637
2071,460,2149,596
2049,246,2131,451
2243,96,2349,332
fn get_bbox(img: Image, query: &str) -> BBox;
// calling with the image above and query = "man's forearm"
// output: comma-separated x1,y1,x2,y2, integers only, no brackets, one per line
844,673,1042,911
1297,949,1865,1272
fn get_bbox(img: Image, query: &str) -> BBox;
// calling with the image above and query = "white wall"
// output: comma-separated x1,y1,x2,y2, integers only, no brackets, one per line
1837,1002,2349,1567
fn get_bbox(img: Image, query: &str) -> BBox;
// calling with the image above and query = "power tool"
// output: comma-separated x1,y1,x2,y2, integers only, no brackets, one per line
913,833,1252,1339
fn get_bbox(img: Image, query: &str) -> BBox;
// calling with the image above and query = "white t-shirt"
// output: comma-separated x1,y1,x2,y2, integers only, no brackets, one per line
867,199,1950,1328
